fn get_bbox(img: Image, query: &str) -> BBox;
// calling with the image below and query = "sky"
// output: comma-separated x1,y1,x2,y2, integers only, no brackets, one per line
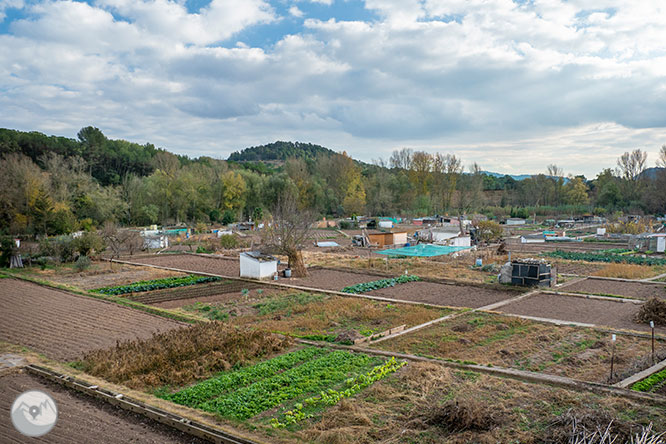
0,0,665,177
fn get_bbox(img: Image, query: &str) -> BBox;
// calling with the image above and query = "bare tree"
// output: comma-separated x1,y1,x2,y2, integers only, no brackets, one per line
261,195,316,277
389,148,413,170
617,149,647,180
657,145,666,168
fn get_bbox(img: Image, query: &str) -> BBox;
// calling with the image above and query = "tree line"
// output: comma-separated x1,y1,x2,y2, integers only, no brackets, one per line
1,127,665,237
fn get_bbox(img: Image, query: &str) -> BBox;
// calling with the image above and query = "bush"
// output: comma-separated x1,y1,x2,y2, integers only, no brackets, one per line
0,237,15,268
74,255,92,272
73,231,105,257
219,234,238,249
221,210,236,225
39,235,76,263
476,220,503,243
635,298,666,326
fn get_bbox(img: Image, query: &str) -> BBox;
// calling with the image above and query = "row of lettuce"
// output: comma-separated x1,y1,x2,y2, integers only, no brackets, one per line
158,347,406,428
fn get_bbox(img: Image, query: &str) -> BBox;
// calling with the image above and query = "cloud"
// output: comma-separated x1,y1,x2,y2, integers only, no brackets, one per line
0,0,665,177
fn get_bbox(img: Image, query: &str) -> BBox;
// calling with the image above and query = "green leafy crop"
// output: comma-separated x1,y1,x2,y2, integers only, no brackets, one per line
341,275,421,294
92,275,221,295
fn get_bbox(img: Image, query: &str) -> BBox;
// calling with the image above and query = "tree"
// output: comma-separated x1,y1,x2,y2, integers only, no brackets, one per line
564,176,589,205
616,149,648,205
261,194,316,277
475,220,503,243
657,145,666,168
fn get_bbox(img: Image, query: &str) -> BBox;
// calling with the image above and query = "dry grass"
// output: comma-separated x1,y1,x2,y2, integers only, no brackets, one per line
304,251,506,284
227,291,451,338
76,322,292,389
286,362,666,444
372,312,657,383
635,298,666,326
593,263,661,280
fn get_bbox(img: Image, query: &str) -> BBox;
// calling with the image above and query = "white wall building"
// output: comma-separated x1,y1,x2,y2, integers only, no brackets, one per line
240,251,278,279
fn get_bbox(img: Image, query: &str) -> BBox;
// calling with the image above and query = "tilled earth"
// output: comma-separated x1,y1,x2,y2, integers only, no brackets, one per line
497,292,666,334
0,371,207,444
0,279,183,361
365,281,520,308
561,278,666,300
126,254,241,277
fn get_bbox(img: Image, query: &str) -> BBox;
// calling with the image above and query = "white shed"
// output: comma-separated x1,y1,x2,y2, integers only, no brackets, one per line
239,251,278,279
506,218,527,226
378,220,393,229
143,235,169,249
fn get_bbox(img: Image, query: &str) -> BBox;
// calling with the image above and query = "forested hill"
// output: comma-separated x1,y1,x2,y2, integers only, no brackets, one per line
227,141,337,162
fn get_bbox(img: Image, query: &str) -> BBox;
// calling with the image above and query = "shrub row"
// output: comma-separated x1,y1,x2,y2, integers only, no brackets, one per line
92,275,221,295
341,275,421,294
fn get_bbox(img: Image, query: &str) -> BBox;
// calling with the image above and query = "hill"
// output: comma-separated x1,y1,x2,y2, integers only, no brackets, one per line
227,141,337,162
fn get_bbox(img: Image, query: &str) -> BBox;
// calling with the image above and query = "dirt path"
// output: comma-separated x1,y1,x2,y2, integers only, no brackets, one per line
497,292,666,334
365,281,518,308
0,371,206,444
0,279,183,361
561,278,666,300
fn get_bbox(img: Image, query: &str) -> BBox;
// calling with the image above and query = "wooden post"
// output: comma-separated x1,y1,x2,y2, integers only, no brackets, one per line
651,321,655,365
610,334,616,382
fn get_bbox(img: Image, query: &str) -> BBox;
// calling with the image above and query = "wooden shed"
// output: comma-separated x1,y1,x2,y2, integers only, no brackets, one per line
367,231,408,248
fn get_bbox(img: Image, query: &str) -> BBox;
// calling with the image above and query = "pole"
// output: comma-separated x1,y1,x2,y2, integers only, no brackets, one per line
610,334,616,382
651,321,655,365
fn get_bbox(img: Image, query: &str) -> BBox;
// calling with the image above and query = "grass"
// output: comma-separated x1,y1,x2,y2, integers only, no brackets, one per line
593,263,666,280
284,361,666,444
74,322,293,389
175,288,453,344
372,312,658,383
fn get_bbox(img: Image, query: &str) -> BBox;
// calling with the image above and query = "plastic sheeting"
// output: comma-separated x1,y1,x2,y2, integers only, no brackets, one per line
377,244,470,257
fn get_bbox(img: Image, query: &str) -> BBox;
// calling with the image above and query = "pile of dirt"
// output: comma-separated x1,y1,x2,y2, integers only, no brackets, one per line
634,298,666,326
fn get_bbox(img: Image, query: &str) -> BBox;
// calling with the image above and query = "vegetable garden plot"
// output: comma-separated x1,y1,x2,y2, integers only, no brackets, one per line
341,274,420,293
160,347,406,429
545,250,666,266
92,275,221,295
561,278,666,300
372,312,660,383
199,290,453,344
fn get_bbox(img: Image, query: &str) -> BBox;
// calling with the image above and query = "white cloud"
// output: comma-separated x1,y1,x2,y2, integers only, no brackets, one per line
0,0,665,176
289,5,304,17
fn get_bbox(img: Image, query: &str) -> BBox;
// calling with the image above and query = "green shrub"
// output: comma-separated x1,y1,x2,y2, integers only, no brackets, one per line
219,234,238,249
74,255,92,271
545,250,666,266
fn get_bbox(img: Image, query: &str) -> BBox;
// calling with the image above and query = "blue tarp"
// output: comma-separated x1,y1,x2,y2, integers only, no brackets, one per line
377,244,470,257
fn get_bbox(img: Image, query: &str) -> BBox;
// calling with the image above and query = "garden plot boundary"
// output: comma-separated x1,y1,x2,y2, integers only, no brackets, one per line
295,338,666,407
111,258,666,342
111,259,466,311
23,364,264,444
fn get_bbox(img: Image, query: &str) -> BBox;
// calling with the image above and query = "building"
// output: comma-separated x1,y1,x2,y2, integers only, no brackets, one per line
631,233,666,253
506,218,527,225
142,234,169,249
367,231,408,248
239,251,278,279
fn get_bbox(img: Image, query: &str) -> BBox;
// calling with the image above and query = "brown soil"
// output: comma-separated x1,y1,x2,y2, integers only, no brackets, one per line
506,240,627,253
153,287,283,309
0,279,182,361
562,278,666,300
497,292,666,334
283,268,383,291
551,261,606,275
24,262,184,290
365,281,519,308
128,254,241,276
0,371,207,444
